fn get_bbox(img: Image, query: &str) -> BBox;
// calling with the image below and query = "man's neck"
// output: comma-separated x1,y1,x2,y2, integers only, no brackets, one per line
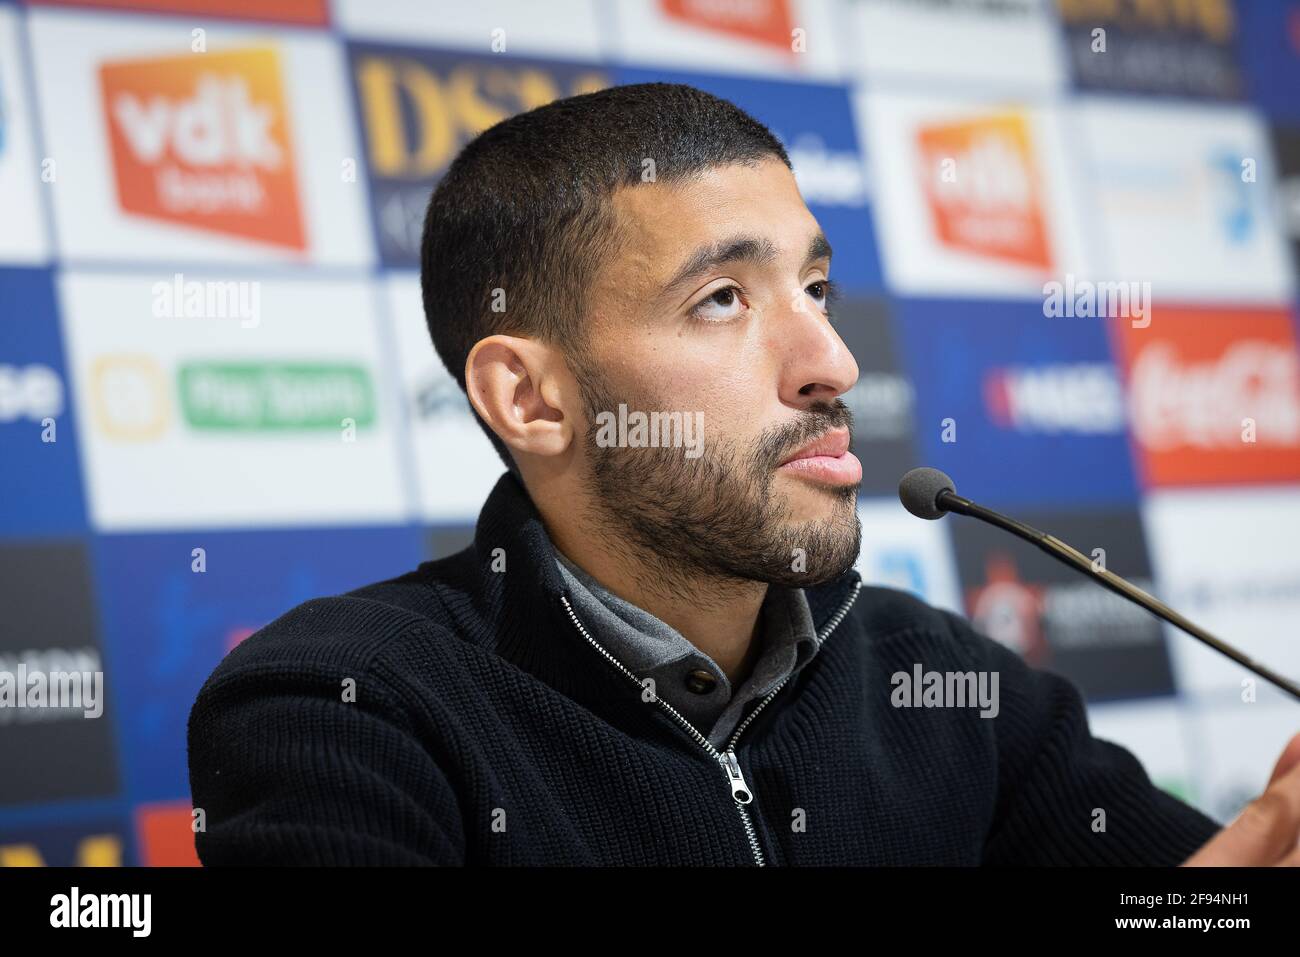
546,519,768,685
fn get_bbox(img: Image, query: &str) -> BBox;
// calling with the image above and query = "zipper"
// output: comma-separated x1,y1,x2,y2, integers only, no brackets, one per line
559,578,861,866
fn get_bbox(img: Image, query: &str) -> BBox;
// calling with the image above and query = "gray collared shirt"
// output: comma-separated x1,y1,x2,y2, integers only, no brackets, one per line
554,552,820,748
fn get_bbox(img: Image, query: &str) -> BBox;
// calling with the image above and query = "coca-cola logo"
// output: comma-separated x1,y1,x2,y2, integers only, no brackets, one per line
1129,341,1300,451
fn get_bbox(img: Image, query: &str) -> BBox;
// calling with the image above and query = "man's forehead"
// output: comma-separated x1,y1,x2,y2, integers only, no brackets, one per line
602,161,819,291
611,159,798,236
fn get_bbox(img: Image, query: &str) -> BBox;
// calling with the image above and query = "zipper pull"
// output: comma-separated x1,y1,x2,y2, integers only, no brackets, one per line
721,749,754,805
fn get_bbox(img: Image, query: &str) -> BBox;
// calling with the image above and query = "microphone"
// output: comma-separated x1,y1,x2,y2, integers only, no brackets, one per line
898,466,1300,703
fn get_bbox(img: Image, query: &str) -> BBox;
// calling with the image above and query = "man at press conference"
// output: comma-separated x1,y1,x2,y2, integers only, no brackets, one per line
187,83,1300,866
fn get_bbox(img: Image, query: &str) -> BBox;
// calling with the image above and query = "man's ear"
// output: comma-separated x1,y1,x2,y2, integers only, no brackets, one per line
464,335,574,462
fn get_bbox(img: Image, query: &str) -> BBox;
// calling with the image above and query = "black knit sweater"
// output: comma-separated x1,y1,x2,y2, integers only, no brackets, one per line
187,473,1222,865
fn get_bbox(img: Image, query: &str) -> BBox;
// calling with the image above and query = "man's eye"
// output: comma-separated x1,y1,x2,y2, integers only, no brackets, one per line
806,278,838,318
690,285,745,322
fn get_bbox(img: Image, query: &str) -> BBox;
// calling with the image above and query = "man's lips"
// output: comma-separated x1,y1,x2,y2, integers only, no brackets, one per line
777,428,862,485
781,428,851,464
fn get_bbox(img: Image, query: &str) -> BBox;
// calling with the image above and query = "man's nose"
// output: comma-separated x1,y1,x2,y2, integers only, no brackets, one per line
776,296,859,405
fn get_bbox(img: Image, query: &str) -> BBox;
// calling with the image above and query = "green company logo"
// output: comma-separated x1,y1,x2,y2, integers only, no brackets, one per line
178,361,376,431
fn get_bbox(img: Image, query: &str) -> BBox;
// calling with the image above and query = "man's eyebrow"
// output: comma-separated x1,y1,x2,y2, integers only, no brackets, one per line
661,235,778,301
661,232,835,303
805,232,833,267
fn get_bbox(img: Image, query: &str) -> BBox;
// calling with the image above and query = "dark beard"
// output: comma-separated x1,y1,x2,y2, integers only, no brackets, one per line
575,366,862,600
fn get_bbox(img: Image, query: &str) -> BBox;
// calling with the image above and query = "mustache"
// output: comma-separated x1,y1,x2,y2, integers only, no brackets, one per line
753,400,854,472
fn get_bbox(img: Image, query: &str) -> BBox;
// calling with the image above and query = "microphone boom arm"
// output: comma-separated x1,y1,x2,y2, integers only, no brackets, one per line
936,488,1300,703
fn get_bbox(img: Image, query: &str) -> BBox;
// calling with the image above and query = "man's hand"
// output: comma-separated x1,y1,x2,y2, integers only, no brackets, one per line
1183,732,1300,866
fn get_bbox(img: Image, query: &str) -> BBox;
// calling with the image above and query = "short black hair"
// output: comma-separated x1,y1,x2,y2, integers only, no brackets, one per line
419,81,792,473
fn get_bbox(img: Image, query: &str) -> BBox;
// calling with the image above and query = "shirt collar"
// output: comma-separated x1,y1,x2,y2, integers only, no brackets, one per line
553,549,822,742
437,471,860,682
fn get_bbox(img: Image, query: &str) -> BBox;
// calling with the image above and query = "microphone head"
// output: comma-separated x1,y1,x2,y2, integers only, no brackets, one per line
898,467,957,520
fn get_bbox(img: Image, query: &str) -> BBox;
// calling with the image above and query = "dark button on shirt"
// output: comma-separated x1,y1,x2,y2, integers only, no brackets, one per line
685,669,717,694
555,552,820,747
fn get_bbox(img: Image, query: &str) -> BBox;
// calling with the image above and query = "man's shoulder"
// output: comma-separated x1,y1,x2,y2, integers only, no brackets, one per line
832,581,1017,671
199,559,471,692
843,582,972,644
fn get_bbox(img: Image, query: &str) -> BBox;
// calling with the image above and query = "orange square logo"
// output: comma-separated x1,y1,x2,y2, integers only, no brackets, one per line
1112,307,1300,487
659,0,794,54
33,1,329,26
99,47,305,250
916,113,1052,271
135,801,201,867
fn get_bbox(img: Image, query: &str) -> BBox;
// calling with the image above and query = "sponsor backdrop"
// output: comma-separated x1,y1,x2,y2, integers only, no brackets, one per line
0,0,1297,865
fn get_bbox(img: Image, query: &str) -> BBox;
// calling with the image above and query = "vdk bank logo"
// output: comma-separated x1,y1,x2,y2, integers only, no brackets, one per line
658,0,795,54
916,113,1052,271
98,47,305,249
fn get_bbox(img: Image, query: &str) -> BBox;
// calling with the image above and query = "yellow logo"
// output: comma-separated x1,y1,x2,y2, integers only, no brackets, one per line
91,355,170,441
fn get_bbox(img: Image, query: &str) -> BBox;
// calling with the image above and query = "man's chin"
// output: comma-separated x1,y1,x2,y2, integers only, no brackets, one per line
758,546,859,589
753,495,861,588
